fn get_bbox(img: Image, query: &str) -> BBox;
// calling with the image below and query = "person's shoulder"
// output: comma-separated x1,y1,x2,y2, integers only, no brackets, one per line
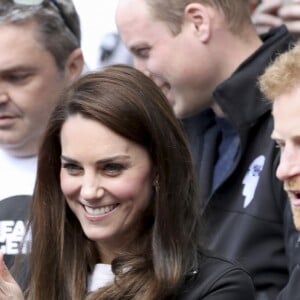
178,250,255,300
277,264,300,300
197,250,251,278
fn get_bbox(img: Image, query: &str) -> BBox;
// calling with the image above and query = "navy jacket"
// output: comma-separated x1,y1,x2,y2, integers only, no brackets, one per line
278,234,300,300
183,26,298,299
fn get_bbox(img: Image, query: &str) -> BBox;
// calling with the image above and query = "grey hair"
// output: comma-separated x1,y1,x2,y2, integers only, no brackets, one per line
0,0,81,70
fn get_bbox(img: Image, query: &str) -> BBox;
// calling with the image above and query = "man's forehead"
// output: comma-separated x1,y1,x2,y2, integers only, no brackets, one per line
117,0,143,10
272,91,300,139
0,20,40,43
116,0,154,39
116,0,150,20
0,20,45,50
0,23,55,71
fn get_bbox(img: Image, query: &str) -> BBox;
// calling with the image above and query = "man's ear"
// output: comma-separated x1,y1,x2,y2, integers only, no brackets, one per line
64,48,84,83
183,3,212,43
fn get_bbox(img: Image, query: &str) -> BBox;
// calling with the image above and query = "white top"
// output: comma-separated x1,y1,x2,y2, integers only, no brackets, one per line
0,148,37,201
87,263,114,292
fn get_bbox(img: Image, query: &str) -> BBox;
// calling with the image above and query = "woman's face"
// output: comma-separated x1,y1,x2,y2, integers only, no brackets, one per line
60,114,154,258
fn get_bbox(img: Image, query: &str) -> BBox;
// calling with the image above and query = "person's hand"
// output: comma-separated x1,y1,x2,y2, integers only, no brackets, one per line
252,0,283,35
0,253,24,300
278,0,300,37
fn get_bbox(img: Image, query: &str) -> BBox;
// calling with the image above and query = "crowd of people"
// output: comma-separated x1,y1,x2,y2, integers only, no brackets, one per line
0,0,300,299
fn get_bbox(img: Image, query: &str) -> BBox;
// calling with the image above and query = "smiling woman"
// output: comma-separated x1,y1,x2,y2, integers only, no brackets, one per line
0,65,255,299
60,114,154,262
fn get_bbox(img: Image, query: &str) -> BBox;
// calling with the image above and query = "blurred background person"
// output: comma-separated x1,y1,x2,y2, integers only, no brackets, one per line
98,32,132,68
73,0,132,70
0,0,83,278
252,0,300,38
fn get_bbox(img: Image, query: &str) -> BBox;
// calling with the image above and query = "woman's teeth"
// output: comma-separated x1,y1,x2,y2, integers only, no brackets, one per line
84,204,117,216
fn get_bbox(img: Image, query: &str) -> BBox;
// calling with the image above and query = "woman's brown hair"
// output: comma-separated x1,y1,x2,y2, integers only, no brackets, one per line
26,65,202,299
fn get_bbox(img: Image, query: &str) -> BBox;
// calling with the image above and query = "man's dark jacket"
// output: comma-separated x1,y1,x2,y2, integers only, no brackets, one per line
183,25,298,299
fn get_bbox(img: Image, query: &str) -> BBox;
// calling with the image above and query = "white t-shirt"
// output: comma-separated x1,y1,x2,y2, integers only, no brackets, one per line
87,263,114,292
0,149,37,201
0,149,37,268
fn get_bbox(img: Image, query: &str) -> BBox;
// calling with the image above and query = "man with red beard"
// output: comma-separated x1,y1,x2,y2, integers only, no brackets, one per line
259,42,300,299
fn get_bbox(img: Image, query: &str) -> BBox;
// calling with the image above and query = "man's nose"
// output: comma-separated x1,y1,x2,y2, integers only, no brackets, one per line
133,57,147,72
0,86,9,104
141,70,166,90
132,60,166,90
276,147,300,181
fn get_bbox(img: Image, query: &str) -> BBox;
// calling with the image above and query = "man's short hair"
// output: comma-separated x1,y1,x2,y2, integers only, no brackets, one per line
259,43,300,101
0,0,81,70
145,0,252,35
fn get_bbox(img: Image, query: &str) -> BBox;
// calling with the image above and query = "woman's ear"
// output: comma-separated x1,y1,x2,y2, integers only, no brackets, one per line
151,177,159,197
151,166,159,192
152,176,159,190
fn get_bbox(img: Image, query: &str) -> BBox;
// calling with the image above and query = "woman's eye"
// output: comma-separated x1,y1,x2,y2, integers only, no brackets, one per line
62,163,82,175
103,163,125,176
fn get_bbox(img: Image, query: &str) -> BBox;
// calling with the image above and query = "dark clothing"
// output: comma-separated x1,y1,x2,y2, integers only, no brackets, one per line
176,252,255,300
183,25,298,299
278,265,300,300
278,234,300,300
212,117,239,190
0,195,31,288
0,195,31,268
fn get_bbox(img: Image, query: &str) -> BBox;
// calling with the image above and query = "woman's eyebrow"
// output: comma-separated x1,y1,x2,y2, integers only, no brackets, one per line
60,154,131,164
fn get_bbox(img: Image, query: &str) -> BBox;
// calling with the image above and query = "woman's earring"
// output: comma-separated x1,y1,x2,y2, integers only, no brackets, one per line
153,177,159,193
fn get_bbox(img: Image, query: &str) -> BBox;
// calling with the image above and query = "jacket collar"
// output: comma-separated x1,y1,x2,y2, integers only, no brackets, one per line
213,25,294,130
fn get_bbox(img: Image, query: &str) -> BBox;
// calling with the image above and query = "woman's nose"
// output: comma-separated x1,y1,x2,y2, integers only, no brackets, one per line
80,176,104,200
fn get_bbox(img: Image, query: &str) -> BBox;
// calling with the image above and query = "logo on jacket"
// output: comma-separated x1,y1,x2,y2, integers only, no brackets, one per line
242,155,266,208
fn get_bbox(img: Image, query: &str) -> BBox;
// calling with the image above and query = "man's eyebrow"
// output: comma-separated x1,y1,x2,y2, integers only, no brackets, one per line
1,63,37,70
0,66,37,75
